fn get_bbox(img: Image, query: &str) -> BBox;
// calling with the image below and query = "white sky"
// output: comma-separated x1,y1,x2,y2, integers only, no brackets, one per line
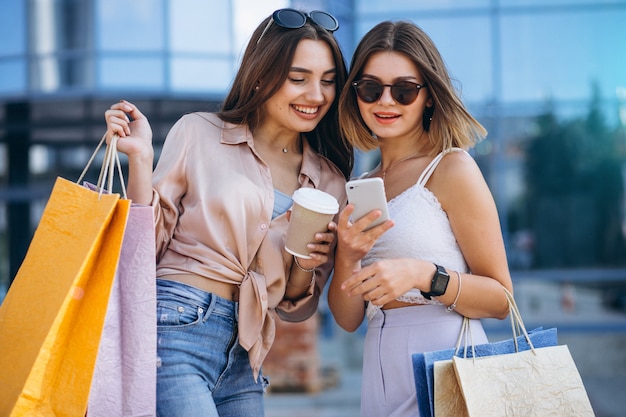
233,0,288,57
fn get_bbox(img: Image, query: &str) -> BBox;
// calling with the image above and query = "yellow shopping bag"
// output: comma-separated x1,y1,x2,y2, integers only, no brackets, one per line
0,177,130,417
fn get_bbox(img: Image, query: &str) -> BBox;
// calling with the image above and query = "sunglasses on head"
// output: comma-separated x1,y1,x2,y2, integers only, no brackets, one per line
352,79,428,105
257,8,339,45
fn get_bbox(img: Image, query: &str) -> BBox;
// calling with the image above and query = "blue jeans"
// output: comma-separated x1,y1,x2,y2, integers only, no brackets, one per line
155,279,268,417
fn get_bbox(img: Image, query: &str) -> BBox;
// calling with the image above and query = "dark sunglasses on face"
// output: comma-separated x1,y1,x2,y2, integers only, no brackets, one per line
352,79,428,105
257,8,339,45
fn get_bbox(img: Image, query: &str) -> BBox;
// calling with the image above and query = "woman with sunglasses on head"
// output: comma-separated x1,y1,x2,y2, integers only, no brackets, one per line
328,21,513,416
104,8,351,417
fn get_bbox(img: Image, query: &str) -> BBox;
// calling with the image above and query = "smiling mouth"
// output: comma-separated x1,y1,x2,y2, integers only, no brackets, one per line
375,113,400,119
293,105,320,115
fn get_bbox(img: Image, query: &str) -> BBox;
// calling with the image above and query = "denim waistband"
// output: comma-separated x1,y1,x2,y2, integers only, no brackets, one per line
156,278,237,319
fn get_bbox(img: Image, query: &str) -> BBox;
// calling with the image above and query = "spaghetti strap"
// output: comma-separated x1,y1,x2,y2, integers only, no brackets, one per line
417,147,465,186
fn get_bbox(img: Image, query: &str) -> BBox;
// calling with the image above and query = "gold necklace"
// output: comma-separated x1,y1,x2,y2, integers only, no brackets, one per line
380,151,425,180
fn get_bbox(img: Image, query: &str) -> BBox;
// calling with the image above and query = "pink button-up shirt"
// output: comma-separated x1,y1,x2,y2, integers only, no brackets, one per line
150,112,347,378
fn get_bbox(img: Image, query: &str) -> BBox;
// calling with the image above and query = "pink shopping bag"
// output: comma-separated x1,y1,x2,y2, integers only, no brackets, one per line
87,200,157,417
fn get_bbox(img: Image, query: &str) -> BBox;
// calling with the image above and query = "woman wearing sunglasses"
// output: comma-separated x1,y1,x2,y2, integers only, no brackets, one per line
104,8,352,417
328,21,513,416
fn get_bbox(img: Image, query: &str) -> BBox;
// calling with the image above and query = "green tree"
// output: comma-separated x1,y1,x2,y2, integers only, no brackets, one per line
524,85,626,267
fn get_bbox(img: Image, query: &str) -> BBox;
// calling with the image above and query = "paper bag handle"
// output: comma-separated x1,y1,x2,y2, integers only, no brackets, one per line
76,133,127,200
503,286,536,353
454,286,536,360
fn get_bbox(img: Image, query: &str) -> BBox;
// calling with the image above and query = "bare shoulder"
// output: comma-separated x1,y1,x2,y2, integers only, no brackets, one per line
435,149,483,183
428,148,492,208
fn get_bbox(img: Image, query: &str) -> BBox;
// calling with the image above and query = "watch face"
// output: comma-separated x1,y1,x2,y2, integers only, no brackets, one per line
432,266,450,295
432,276,449,294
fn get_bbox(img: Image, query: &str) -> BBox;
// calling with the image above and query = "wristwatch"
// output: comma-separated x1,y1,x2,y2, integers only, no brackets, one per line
422,264,450,300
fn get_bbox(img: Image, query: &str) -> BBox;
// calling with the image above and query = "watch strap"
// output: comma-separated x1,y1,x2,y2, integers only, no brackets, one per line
422,263,450,300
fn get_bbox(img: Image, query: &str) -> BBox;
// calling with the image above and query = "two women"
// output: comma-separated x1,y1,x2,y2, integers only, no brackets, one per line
104,11,512,416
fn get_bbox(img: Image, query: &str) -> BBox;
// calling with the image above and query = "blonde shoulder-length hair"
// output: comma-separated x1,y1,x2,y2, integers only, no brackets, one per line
339,20,487,154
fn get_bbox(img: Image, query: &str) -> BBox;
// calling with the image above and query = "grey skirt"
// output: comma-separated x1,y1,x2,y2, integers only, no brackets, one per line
360,304,488,417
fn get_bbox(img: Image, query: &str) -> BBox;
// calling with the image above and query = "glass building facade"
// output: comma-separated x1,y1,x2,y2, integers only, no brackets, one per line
0,0,239,95
1,0,626,295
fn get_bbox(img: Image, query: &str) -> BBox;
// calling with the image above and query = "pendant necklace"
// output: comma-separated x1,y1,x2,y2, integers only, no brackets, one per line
282,134,302,154
380,151,425,181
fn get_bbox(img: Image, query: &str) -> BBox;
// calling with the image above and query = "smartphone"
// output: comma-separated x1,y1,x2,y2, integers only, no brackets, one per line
345,177,390,231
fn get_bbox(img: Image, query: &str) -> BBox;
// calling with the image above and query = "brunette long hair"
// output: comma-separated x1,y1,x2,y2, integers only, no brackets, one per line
218,13,353,179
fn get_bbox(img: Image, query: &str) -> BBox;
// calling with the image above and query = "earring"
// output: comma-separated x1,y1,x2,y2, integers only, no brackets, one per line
423,106,434,131
254,85,260,91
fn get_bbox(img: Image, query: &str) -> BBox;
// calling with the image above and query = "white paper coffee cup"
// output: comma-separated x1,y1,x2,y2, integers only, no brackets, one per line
285,188,339,259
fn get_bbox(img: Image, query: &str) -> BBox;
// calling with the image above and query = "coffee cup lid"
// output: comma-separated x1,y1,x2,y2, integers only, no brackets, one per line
292,188,339,214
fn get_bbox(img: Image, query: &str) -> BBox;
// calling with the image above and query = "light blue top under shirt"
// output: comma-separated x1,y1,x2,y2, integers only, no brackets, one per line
273,189,293,219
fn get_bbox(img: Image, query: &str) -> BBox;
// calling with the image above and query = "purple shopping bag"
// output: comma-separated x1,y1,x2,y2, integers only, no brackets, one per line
87,203,156,417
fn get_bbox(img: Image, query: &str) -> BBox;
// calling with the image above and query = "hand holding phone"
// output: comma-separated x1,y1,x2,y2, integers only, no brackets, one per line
345,177,390,231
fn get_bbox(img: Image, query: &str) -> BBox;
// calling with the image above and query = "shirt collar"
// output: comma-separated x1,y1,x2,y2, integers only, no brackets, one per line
299,138,322,189
220,121,323,189
220,119,252,146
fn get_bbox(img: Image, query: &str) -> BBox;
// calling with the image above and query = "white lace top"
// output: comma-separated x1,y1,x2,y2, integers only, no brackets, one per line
363,148,469,317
